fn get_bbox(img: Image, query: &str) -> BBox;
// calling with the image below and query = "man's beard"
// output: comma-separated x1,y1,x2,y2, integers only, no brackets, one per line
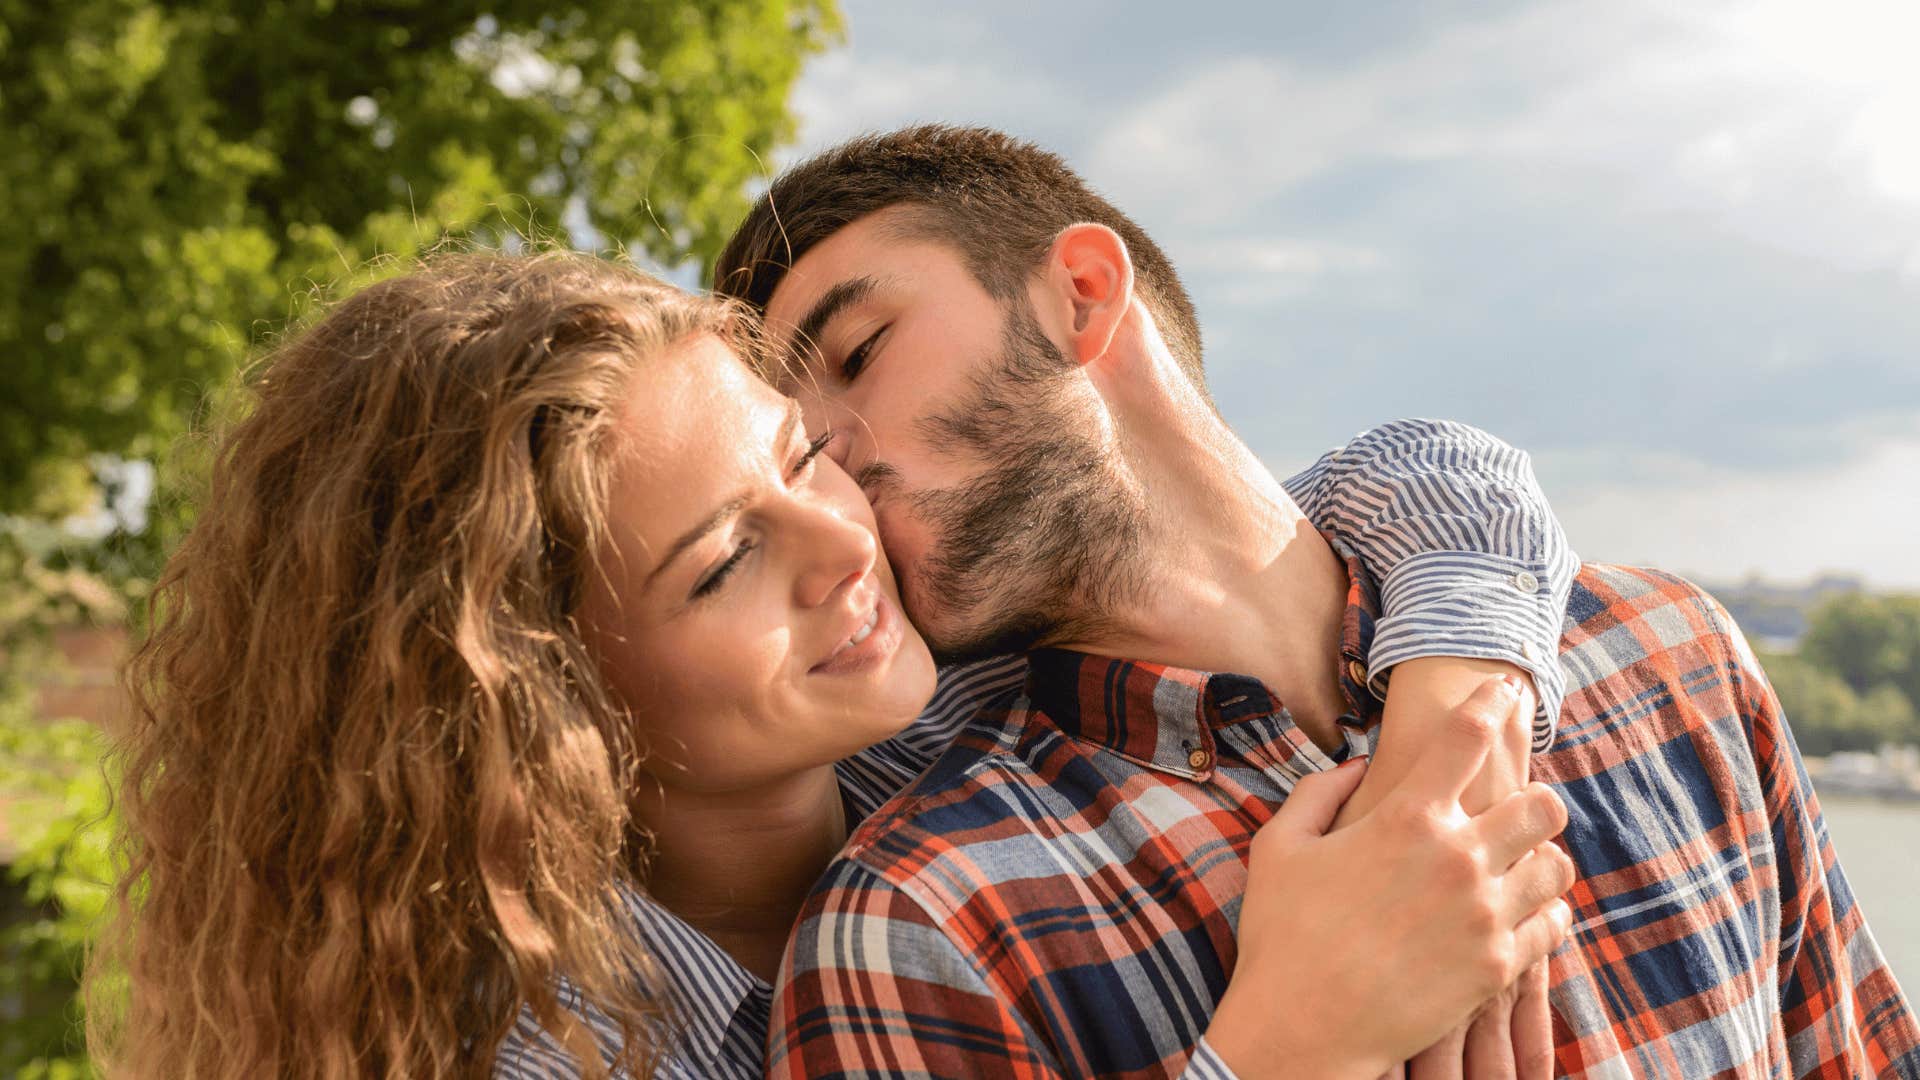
900,298,1149,665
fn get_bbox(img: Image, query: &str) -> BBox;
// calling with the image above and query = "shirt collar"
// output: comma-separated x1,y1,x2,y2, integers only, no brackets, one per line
1021,553,1385,778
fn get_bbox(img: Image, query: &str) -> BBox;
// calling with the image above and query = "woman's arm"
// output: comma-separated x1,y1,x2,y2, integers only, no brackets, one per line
1284,419,1576,1078
1282,418,1575,820
1284,417,1575,753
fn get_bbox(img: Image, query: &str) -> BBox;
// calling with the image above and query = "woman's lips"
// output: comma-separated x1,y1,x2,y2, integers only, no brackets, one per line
811,592,902,676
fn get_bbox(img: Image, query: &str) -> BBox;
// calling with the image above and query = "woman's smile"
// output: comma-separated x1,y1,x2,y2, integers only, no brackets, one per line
811,589,902,676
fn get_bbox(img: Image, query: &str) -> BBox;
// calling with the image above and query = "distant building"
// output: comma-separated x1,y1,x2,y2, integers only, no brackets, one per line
1702,573,1867,650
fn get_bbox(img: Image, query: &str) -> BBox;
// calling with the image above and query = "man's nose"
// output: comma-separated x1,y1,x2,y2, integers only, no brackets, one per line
793,501,879,609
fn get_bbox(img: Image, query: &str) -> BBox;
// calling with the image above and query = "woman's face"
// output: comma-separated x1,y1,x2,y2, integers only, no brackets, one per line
580,334,938,796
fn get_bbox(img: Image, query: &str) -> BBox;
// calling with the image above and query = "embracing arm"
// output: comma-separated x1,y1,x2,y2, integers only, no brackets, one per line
1284,418,1575,819
1285,417,1575,749
1285,418,1577,1077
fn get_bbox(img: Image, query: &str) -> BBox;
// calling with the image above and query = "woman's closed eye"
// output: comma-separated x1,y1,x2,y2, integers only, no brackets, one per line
691,433,836,601
693,538,756,600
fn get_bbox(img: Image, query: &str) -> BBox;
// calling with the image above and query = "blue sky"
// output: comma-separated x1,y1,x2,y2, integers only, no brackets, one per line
779,0,1920,589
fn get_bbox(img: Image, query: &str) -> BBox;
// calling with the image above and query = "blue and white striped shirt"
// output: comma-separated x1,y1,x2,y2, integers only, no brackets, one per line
492,417,1576,1078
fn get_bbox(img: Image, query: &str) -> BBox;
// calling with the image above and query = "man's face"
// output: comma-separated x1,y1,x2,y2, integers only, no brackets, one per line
760,208,1143,662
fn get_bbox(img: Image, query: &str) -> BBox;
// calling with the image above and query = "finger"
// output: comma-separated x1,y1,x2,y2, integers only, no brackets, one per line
1474,782,1569,870
1497,842,1577,926
1512,898,1575,973
1511,961,1554,1080
1462,989,1518,1080
1270,756,1370,840
1406,1023,1467,1080
1392,676,1515,808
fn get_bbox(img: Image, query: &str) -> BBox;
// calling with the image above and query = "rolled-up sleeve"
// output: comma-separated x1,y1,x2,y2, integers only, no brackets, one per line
1284,418,1576,750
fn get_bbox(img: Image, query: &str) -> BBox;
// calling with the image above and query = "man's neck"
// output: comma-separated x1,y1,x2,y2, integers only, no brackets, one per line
1047,315,1351,749
634,763,848,981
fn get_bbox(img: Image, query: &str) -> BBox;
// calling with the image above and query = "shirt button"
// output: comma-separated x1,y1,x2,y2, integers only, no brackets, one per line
1521,640,1538,661
1187,747,1212,771
1347,658,1369,686
1512,570,1540,593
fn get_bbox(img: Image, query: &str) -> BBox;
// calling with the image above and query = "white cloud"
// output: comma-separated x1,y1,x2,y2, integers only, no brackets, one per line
1190,239,1395,305
1087,0,1920,275
785,1,1920,589
1540,421,1920,590
787,46,1073,165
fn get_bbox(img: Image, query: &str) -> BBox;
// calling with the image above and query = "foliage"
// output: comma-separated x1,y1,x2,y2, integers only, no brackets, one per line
1,3,838,1069
1758,646,1919,758
0,711,112,1079
0,0,842,519
1800,593,1920,714
0,535,120,1076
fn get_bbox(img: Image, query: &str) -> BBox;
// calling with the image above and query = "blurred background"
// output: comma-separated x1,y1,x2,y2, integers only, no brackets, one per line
2,1,1914,1072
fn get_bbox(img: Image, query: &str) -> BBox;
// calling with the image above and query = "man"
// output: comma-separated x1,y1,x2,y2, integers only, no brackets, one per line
713,125,1919,1078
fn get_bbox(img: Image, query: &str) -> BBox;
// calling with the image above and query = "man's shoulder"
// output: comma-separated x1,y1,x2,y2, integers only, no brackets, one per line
830,690,1077,915
1560,563,1752,680
1546,564,1769,774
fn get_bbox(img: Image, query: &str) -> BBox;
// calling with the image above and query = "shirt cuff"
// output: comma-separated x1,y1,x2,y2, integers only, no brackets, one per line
1183,1036,1243,1080
1364,550,1568,752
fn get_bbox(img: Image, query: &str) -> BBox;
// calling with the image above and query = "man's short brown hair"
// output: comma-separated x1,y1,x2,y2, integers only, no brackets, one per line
713,124,1205,388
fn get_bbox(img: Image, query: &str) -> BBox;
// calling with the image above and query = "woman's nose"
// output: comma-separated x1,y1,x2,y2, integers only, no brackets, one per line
793,501,878,609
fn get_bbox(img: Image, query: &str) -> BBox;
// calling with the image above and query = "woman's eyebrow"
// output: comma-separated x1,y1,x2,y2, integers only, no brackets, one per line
789,275,880,360
645,400,802,587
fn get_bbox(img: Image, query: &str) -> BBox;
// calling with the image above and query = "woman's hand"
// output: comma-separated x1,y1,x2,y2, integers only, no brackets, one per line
1204,676,1575,1080
1332,655,1552,1080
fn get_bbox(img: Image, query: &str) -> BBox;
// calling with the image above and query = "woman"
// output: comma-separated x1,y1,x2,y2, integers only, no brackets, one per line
93,251,1571,1079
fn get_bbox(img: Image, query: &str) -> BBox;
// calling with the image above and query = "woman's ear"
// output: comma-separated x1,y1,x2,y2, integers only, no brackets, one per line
1042,223,1134,366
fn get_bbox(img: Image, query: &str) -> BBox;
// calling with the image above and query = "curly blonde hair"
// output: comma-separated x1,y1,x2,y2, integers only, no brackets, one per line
92,251,749,1078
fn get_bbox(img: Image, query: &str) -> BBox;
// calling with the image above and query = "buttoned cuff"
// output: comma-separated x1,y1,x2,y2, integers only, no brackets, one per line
1364,550,1567,751
1183,1036,1243,1080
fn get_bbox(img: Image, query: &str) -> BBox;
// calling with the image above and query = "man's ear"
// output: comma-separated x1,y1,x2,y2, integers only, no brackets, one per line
1041,223,1134,366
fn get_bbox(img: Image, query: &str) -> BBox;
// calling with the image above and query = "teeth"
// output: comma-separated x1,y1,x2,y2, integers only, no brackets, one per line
847,607,878,646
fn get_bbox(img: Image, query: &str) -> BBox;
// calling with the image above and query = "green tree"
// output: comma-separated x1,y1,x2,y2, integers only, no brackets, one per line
1800,593,1920,712
0,3,839,1070
0,0,841,519
1757,647,1919,757
0,534,120,1077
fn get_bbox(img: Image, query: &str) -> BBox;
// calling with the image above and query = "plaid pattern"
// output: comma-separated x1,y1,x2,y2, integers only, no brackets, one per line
770,564,1920,1079
494,418,1577,1077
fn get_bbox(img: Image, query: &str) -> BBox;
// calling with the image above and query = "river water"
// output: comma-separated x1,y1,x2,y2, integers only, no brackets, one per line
1819,795,1920,992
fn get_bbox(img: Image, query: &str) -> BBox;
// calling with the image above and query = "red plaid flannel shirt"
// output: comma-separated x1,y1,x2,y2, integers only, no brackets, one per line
769,564,1919,1078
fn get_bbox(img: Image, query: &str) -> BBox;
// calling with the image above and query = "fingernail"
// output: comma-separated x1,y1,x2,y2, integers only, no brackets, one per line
1338,754,1370,770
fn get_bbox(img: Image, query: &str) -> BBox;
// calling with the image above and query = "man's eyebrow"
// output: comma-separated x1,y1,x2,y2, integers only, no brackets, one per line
788,276,880,359
645,400,803,589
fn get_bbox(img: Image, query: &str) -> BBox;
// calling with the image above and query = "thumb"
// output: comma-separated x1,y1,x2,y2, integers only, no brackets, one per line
1274,757,1370,839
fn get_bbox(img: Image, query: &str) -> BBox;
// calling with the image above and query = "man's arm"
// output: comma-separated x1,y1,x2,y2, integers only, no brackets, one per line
1721,616,1920,1077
